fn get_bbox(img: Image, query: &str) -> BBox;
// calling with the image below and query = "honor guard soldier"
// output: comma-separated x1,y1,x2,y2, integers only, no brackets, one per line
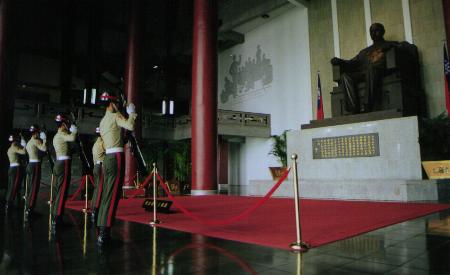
97,92,137,245
25,125,47,218
51,114,77,231
91,127,105,223
5,134,27,211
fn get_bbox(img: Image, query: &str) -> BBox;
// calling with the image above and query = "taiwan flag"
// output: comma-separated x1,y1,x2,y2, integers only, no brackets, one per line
444,45,450,117
316,72,324,120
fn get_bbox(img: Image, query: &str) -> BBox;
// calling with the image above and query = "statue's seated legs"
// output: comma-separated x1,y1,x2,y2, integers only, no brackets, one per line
340,72,364,114
339,61,390,114
366,62,389,113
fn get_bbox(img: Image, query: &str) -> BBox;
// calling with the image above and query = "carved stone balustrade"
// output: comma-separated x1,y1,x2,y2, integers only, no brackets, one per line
13,100,271,140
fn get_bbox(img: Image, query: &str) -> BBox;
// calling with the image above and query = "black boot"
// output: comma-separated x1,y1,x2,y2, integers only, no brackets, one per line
97,226,111,246
24,208,33,222
51,216,61,233
97,226,105,246
91,208,97,224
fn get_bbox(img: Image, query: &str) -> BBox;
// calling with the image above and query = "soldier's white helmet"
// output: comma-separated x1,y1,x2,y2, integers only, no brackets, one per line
99,91,118,103
29,125,40,134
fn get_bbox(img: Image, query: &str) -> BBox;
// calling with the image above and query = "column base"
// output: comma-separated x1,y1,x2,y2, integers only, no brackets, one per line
191,190,217,195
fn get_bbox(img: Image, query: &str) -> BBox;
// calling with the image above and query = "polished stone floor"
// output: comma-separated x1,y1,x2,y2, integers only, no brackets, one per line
1,194,450,275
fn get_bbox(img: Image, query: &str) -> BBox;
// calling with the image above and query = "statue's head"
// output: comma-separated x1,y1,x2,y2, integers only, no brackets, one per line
369,23,385,42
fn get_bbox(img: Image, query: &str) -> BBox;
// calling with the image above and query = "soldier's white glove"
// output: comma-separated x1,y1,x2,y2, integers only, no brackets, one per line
69,124,78,134
126,103,136,114
39,132,46,141
20,138,26,147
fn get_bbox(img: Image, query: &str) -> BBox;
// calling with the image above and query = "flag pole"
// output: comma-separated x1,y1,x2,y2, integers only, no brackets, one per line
444,41,450,118
316,70,324,120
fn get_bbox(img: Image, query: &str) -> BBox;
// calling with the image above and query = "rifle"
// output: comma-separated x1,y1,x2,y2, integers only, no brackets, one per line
18,131,29,167
40,125,56,237
69,111,92,175
40,125,55,171
100,71,148,176
117,92,149,177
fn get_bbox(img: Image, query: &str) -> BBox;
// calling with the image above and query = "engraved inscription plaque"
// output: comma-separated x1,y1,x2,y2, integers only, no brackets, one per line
312,133,380,159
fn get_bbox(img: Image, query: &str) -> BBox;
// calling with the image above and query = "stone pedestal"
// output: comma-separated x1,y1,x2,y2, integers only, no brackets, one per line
290,116,422,182
247,115,441,201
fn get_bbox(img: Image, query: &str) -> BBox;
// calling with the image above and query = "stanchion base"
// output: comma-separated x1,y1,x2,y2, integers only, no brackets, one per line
290,242,310,252
149,220,160,227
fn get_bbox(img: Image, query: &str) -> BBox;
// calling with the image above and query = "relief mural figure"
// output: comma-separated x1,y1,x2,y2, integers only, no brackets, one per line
221,45,273,104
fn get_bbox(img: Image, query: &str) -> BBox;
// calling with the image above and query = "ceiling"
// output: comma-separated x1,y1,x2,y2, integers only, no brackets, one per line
12,0,307,114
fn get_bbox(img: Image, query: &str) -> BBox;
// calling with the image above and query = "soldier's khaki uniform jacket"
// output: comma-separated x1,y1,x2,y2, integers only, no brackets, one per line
53,128,77,158
7,144,26,164
26,136,47,161
92,137,105,163
99,110,137,150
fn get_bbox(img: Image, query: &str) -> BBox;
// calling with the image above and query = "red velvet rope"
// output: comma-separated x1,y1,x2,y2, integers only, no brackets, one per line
88,175,95,187
156,168,291,226
68,177,85,201
68,175,94,201
40,181,50,187
138,171,154,189
70,177,82,184
126,171,155,198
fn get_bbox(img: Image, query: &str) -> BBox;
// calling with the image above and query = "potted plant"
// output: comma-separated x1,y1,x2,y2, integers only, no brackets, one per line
268,130,288,180
419,113,450,179
169,140,191,194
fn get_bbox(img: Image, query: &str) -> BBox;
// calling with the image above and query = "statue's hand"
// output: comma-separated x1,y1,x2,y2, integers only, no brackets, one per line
331,57,342,65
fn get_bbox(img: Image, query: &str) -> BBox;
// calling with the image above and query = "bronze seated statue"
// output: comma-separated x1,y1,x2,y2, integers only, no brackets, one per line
330,23,424,117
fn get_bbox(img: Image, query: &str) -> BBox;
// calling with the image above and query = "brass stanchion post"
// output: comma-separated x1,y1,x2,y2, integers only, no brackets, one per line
23,174,29,224
82,175,89,255
83,218,87,256
149,163,160,226
151,226,157,275
48,174,55,240
82,175,89,213
296,253,303,275
290,153,309,252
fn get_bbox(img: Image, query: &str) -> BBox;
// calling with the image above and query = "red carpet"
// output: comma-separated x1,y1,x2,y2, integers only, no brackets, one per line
66,196,450,250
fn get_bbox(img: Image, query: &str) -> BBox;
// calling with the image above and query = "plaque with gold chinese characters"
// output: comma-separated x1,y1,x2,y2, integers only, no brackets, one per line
312,133,380,159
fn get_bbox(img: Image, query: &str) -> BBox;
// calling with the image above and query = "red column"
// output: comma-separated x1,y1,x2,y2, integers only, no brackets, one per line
191,0,218,195
124,0,142,189
444,0,450,50
217,137,228,186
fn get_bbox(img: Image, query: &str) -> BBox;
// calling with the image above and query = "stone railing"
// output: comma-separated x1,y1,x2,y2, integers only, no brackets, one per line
13,100,271,139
